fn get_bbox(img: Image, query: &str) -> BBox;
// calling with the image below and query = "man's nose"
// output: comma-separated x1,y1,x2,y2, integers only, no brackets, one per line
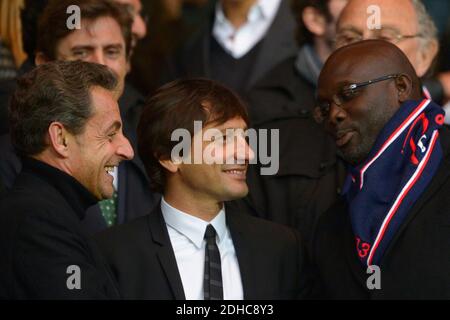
328,103,346,127
89,51,106,66
133,15,147,40
116,133,134,161
235,135,255,162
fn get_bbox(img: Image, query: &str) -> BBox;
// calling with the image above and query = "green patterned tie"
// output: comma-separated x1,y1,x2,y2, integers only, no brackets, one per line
98,190,118,227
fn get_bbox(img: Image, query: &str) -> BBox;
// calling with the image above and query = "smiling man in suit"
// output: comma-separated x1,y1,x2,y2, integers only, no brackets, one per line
0,60,129,299
95,78,312,300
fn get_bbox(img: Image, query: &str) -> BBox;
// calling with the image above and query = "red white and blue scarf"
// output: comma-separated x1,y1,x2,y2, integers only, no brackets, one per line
343,99,445,267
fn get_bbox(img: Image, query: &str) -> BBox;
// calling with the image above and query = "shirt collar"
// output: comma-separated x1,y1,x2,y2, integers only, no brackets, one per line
215,0,281,26
161,197,227,249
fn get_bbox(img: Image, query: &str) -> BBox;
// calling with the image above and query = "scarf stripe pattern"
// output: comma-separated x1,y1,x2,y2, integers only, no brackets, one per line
343,99,445,267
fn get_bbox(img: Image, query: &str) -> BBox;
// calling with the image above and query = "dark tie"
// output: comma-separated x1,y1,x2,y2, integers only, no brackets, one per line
203,224,223,300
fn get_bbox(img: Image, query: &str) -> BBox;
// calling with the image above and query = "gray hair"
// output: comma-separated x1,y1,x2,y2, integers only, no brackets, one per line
9,60,118,157
411,0,438,50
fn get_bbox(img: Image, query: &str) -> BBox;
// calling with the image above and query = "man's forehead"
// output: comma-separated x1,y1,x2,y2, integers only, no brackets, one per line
115,0,141,11
319,53,382,89
338,0,416,31
66,17,125,45
90,86,120,114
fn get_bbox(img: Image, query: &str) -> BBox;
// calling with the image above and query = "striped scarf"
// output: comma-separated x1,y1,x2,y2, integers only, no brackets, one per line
343,99,445,266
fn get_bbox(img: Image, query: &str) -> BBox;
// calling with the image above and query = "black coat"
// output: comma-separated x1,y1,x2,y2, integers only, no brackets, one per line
167,0,298,93
0,158,120,299
312,125,450,299
94,203,313,300
0,83,160,236
239,57,346,251
0,79,15,135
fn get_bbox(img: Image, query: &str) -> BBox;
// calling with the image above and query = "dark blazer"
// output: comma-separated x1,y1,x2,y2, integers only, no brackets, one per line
238,57,346,252
168,0,298,92
0,83,160,236
312,125,450,299
0,79,15,135
94,203,312,300
0,158,120,299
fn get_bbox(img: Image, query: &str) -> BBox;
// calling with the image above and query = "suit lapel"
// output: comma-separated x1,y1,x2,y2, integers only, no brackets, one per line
225,207,258,299
246,0,297,88
147,205,186,300
381,126,450,264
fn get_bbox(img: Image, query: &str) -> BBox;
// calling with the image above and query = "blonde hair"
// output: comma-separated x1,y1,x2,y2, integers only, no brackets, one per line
0,0,27,66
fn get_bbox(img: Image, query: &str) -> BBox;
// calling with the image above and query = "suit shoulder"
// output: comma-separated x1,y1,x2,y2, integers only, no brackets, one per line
231,212,301,244
0,181,64,221
94,214,151,252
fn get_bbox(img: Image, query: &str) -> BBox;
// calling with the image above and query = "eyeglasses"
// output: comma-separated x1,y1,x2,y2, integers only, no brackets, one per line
316,74,401,120
335,29,423,48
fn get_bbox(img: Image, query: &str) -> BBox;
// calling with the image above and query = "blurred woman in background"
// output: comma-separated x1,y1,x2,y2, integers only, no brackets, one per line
0,0,27,81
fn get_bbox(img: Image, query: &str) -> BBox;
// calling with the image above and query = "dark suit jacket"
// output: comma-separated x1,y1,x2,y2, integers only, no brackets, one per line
0,83,160,236
312,125,450,299
94,203,312,300
0,158,120,299
168,0,298,93
238,57,346,252
0,79,15,135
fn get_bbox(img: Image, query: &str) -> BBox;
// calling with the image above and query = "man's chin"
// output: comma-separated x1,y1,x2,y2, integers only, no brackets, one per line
98,186,115,200
222,187,249,202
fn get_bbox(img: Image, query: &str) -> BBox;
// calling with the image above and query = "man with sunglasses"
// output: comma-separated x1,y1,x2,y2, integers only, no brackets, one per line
311,39,450,299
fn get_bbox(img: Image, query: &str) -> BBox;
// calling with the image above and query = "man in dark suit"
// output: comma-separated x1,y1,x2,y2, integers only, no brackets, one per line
0,0,160,235
0,60,128,299
312,40,450,299
95,78,312,300
166,0,298,97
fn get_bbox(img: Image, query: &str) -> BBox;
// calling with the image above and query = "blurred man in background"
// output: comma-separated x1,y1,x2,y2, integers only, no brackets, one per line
335,0,440,101
167,0,298,96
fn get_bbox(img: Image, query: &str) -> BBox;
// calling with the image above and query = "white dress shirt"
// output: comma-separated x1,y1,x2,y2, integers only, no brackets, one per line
112,166,118,191
161,197,244,300
212,0,282,59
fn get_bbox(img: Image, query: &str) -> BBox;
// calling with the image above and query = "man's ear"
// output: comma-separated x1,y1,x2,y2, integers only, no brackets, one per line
302,6,327,36
159,158,180,174
47,122,71,158
35,52,50,66
395,74,414,103
415,39,439,77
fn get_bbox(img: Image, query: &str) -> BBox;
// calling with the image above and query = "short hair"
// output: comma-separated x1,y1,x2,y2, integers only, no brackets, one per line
138,78,250,193
37,0,133,60
9,60,118,157
411,0,438,51
291,0,331,45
